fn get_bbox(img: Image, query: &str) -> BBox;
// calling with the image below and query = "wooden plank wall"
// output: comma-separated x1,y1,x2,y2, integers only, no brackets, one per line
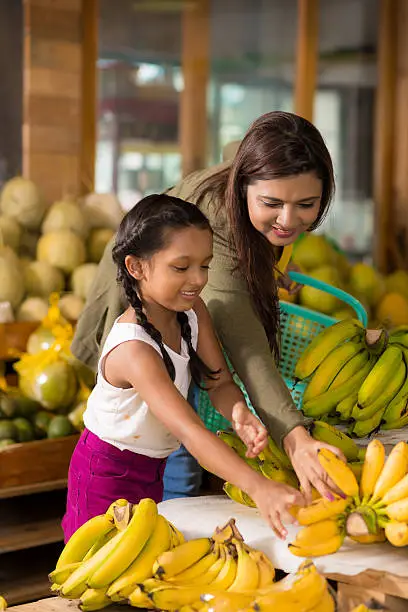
23,0,96,204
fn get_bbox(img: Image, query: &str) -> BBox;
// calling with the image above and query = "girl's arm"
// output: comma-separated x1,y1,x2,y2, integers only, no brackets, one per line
108,339,305,538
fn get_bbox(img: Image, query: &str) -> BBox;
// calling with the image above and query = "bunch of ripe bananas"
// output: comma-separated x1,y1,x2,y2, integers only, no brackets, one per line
219,428,365,508
295,319,408,437
289,440,408,556
50,499,335,612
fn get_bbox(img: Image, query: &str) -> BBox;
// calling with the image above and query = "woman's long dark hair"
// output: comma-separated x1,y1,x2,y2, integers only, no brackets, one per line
195,111,335,361
112,194,218,386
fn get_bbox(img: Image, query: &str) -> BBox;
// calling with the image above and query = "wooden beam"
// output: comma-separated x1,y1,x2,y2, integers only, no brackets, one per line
373,0,398,272
294,0,319,122
180,0,210,177
80,0,98,195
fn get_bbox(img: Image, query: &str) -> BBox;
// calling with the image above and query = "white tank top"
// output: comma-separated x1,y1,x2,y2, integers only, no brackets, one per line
83,309,198,458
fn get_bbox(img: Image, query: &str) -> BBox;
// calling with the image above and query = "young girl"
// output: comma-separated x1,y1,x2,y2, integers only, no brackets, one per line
62,194,305,542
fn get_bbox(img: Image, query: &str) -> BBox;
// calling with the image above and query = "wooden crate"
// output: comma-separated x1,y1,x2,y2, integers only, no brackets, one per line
0,435,79,495
0,322,40,361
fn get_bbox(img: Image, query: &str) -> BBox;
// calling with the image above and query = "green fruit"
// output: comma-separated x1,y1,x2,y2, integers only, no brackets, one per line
15,396,41,419
34,411,54,439
0,419,18,441
0,438,16,449
0,396,19,418
68,401,87,432
32,360,78,411
47,415,74,439
13,417,35,442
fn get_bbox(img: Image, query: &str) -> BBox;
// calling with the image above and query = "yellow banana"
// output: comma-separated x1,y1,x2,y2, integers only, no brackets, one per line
302,359,374,419
288,533,344,557
0,596,6,611
309,588,335,612
167,520,185,546
385,520,408,546
264,436,292,470
352,360,406,421
105,498,129,519
55,513,114,569
360,439,385,500
385,497,408,522
153,537,212,579
148,585,212,611
217,430,260,471
330,348,370,390
297,496,350,526
317,448,359,497
310,420,360,461
79,587,110,611
48,562,81,585
127,585,155,609
169,544,220,583
228,539,259,592
335,392,358,421
358,345,403,407
294,319,363,380
247,548,275,587
223,482,256,507
209,546,237,590
382,473,408,505
82,526,117,562
60,530,124,597
175,548,226,587
303,341,363,402
88,497,158,588
372,441,408,502
292,518,344,547
349,407,386,438
200,591,254,611
349,530,386,544
381,408,408,430
107,513,171,600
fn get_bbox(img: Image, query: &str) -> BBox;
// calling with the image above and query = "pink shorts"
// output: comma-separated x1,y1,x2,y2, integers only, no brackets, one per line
62,428,167,542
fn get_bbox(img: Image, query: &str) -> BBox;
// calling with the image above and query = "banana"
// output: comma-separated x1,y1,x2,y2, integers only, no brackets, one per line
349,530,386,544
364,328,389,355
82,526,117,562
347,505,378,535
174,548,226,588
148,585,213,611
292,518,344,547
330,349,371,390
381,410,408,430
217,430,260,471
302,341,364,402
169,544,220,584
349,406,386,438
0,596,6,611
200,591,254,611
48,562,81,585
247,548,275,587
301,359,374,418
317,448,359,497
309,588,335,612
209,546,237,590
349,461,364,482
335,392,358,421
310,420,360,461
107,513,172,600
212,518,243,545
60,529,124,597
167,521,185,546
55,513,114,569
228,538,259,592
385,520,408,546
264,436,292,470
296,496,350,526
79,587,110,611
288,533,344,557
153,537,212,579
360,439,385,500
385,497,408,522
352,360,406,421
223,482,256,507
358,345,403,407
259,460,298,488
105,498,129,520
372,441,408,502
128,578,166,608
390,332,408,348
294,319,363,380
381,473,408,506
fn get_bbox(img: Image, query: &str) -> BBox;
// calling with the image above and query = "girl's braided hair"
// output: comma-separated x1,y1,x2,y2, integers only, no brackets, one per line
112,193,219,386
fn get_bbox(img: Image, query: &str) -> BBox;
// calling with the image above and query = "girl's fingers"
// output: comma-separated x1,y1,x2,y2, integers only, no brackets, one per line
271,512,287,540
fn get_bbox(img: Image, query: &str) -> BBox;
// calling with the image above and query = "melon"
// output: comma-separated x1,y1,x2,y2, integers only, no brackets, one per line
0,177,45,230
37,230,86,274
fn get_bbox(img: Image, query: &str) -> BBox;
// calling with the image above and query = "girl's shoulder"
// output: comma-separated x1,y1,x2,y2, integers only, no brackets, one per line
101,318,163,359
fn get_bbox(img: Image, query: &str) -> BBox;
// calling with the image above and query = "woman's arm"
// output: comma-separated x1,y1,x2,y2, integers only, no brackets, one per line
107,339,305,538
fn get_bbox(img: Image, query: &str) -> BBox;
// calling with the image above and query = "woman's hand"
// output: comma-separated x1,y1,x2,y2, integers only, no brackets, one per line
232,403,268,458
277,262,303,295
283,426,347,503
249,477,306,540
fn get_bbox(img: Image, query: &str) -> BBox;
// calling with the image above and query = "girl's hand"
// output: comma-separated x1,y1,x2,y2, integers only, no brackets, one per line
250,478,306,540
283,426,347,504
232,403,268,458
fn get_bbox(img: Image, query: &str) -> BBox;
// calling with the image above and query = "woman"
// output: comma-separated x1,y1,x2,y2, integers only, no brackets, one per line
72,111,341,504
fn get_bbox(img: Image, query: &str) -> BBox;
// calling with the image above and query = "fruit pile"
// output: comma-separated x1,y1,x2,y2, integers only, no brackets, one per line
295,318,408,435
0,176,123,323
218,427,365,508
50,497,336,611
289,440,408,556
286,233,408,330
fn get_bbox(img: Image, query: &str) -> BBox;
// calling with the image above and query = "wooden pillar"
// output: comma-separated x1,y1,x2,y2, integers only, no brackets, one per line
23,0,98,204
294,0,319,122
180,0,210,178
373,0,398,272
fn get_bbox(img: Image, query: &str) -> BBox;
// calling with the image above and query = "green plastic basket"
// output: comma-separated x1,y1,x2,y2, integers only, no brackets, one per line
197,271,368,433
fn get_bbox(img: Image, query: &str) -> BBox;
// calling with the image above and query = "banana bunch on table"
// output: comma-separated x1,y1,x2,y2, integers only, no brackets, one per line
288,439,408,557
295,319,408,436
